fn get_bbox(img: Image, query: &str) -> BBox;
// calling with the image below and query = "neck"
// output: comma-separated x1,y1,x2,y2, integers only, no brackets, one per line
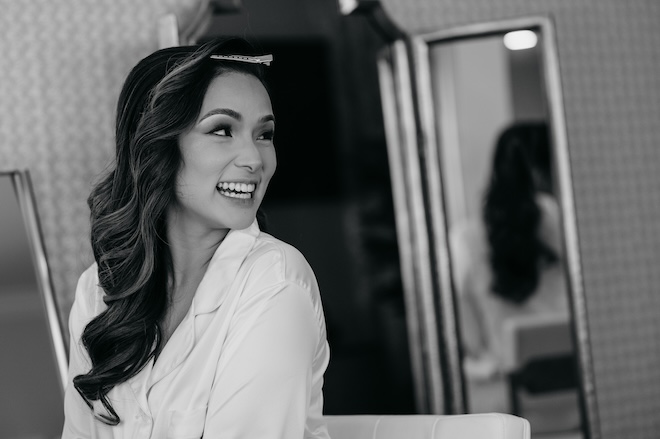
165,206,229,296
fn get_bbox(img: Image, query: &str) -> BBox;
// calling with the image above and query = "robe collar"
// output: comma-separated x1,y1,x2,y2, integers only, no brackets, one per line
191,220,260,315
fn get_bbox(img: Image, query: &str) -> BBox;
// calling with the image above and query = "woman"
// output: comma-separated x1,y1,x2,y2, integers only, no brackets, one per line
62,38,330,438
450,122,568,382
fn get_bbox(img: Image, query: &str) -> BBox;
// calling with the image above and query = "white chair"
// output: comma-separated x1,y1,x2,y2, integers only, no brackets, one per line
324,413,530,439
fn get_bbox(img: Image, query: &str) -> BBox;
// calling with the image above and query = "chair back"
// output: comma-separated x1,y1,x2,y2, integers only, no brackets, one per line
501,312,574,372
501,312,581,433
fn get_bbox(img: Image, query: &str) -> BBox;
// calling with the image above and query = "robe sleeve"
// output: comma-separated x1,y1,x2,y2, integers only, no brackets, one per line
61,267,97,438
204,281,329,438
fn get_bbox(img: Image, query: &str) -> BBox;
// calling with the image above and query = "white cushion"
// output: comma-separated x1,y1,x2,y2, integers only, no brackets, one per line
324,413,530,439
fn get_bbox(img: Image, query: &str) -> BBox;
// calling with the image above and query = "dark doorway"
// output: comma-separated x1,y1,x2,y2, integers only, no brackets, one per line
202,0,416,414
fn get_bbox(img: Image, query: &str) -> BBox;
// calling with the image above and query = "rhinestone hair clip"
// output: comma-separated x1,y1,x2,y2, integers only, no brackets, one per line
210,54,273,66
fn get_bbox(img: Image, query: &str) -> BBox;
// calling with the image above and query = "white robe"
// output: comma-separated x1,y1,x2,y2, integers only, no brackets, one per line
62,221,330,439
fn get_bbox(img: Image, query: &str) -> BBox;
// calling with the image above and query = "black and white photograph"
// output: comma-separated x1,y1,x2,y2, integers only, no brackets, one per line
1,1,659,438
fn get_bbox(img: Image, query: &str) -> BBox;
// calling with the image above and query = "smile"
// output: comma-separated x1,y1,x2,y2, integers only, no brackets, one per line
216,181,257,199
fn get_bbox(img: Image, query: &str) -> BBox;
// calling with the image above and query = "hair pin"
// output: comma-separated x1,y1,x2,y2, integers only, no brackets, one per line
210,54,273,66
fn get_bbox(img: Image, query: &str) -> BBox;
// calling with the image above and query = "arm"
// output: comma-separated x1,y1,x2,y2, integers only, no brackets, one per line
449,223,487,357
449,223,497,378
204,281,327,438
61,269,96,438
458,279,487,358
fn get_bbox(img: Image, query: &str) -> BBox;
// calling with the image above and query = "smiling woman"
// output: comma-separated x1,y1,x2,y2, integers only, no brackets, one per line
62,38,331,439
172,72,276,238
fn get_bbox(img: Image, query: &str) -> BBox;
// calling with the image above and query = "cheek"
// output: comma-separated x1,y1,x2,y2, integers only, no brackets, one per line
174,162,209,201
179,152,221,184
262,148,277,179
173,170,194,201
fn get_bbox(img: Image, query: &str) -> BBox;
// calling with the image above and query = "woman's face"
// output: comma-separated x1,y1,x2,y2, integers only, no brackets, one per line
172,72,276,234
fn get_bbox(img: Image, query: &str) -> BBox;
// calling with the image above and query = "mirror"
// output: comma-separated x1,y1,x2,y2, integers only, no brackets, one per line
408,17,597,437
0,170,67,437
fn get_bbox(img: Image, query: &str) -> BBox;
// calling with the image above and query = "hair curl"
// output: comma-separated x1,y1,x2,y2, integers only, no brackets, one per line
483,122,557,304
74,38,270,425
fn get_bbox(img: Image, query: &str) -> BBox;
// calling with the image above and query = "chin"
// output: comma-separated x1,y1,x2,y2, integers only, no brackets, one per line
222,215,256,231
234,220,254,230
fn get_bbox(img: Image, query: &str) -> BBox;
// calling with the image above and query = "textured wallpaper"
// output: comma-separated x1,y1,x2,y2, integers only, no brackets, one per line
0,0,201,327
378,1,660,437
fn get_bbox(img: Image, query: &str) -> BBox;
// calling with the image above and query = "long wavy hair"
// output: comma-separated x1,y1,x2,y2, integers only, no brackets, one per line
74,38,270,425
483,122,557,304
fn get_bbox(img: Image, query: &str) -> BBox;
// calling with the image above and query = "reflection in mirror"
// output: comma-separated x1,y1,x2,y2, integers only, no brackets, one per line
414,19,590,438
449,121,579,433
0,170,66,436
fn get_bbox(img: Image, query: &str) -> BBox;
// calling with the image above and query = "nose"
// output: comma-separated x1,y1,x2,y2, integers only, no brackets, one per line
235,139,263,173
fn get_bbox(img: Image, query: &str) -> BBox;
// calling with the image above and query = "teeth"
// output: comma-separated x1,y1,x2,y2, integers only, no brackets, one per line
217,182,257,196
219,190,252,199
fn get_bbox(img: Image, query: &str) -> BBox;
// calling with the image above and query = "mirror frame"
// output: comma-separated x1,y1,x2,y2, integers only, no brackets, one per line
409,16,599,438
1,170,68,391
377,40,445,415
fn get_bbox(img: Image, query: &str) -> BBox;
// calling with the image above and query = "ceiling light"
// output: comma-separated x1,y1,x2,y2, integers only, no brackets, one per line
503,30,538,50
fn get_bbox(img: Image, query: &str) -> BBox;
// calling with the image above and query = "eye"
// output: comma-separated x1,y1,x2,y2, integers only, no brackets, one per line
210,125,232,137
257,130,275,142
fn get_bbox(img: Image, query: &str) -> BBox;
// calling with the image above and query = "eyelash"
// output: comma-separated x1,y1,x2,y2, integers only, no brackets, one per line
210,126,274,142
257,130,275,142
211,125,232,137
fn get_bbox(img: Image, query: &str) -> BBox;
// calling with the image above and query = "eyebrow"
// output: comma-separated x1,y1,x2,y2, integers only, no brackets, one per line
198,108,275,124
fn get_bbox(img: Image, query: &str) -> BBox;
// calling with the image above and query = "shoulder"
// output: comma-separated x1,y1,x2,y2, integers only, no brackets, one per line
69,263,104,336
536,192,559,219
238,232,326,330
449,218,488,269
450,217,486,250
246,232,319,292
535,193,562,253
75,263,101,308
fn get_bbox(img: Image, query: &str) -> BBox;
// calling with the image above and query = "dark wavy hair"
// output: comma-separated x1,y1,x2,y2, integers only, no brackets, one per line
483,122,557,304
74,38,271,425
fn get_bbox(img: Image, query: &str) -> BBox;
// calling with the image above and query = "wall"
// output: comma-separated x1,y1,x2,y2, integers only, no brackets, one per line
0,0,201,322
433,37,514,225
379,1,660,437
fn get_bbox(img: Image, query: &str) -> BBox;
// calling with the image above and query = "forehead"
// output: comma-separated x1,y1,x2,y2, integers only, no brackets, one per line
200,72,272,117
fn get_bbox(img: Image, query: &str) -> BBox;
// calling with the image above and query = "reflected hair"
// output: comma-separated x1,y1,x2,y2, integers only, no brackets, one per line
483,122,557,304
75,37,270,425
